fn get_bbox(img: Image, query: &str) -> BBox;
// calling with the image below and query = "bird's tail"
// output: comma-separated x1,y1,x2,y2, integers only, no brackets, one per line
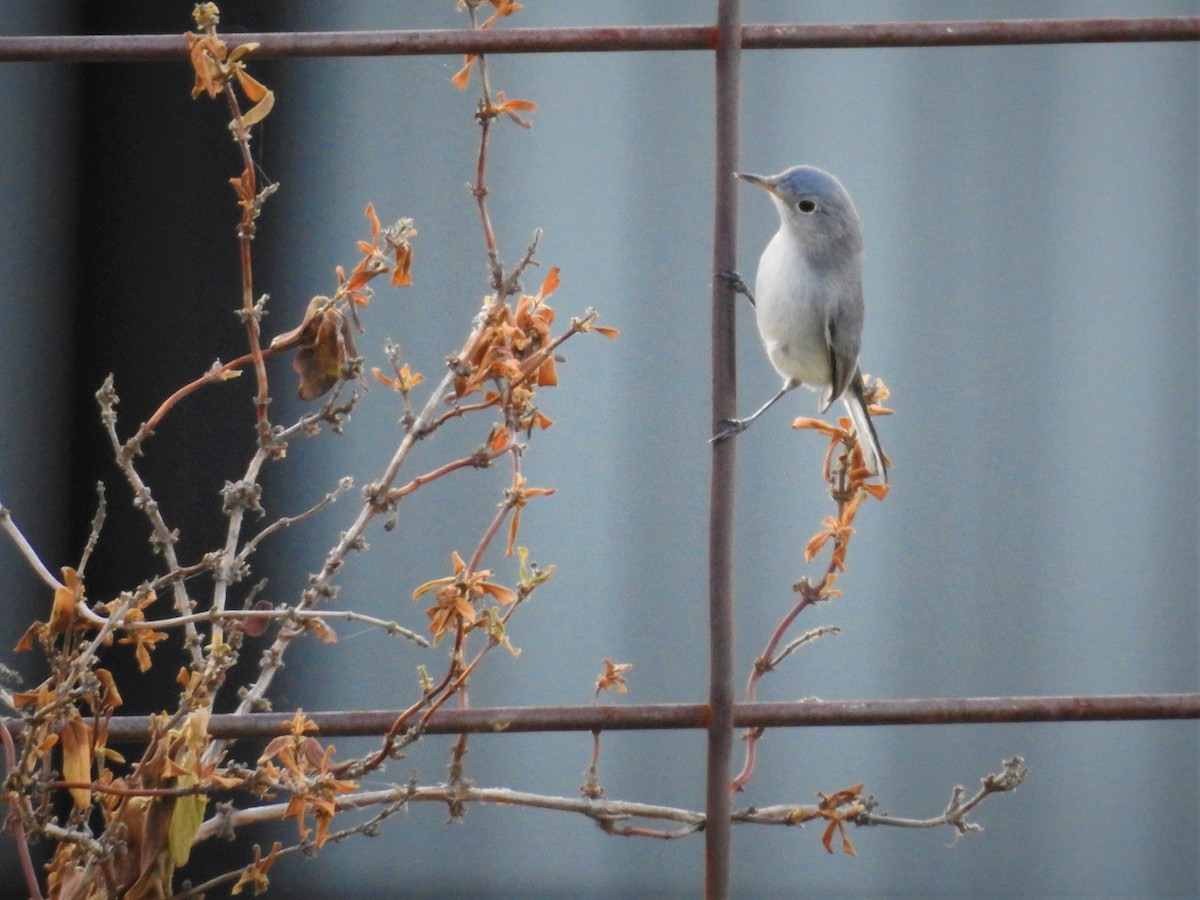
843,376,887,482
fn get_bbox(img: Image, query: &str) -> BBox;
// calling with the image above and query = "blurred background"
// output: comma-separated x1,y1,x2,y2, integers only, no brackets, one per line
0,1,1196,896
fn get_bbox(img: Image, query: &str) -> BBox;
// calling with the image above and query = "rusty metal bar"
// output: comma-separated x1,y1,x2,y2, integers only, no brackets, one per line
0,18,1196,63
57,693,1200,744
707,1,742,895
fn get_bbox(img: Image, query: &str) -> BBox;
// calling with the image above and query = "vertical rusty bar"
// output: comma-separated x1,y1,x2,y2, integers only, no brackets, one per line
707,1,742,896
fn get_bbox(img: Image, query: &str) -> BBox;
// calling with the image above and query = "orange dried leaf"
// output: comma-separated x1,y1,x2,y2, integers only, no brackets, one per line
792,416,844,437
411,576,453,601
534,356,558,387
293,310,355,401
821,819,840,854
451,54,476,90
481,582,518,606
234,68,269,103
307,618,338,644
593,325,620,339
537,267,560,299
805,529,833,563
595,659,633,695
49,567,83,638
231,842,281,896
493,91,537,127
60,717,93,809
364,203,381,244
229,167,254,204
841,831,858,856
481,0,523,28
391,242,414,287
840,493,864,527
11,688,46,710
862,482,890,500
240,90,275,127
95,668,123,713
13,621,41,653
185,31,226,99
490,425,511,451
226,42,261,65
499,97,537,112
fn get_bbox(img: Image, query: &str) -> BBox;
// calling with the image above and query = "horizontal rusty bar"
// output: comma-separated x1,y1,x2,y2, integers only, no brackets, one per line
15,692,1192,744
744,17,1200,48
739,693,1200,726
0,18,1196,63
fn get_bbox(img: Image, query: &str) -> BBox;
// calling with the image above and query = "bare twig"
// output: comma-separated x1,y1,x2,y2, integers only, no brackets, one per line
733,455,878,793
127,604,428,647
856,757,1029,836
235,478,353,565
136,347,285,440
178,794,414,897
0,503,64,592
209,366,459,754
771,624,841,669
76,482,107,577
96,377,205,666
188,757,1026,857
466,5,504,290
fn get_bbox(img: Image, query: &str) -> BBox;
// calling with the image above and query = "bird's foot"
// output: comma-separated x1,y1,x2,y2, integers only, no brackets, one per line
717,270,755,305
710,417,749,444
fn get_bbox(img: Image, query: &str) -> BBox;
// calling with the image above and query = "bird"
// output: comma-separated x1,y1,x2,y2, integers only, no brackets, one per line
713,164,887,481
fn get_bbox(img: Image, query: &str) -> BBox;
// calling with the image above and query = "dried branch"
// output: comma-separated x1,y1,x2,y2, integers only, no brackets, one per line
136,347,285,440
235,478,353,565
0,717,43,900
856,756,1030,836
128,604,428,647
76,482,107,577
185,755,1025,877
96,376,205,666
466,5,504,290
733,421,889,793
0,503,64,592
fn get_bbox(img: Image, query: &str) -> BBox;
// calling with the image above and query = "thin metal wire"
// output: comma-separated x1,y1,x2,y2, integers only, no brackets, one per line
0,18,1196,63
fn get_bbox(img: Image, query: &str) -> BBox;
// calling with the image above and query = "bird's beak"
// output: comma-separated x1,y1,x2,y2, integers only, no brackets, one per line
735,171,779,197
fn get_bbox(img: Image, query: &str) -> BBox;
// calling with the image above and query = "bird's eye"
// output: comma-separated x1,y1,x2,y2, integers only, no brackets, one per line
797,199,817,213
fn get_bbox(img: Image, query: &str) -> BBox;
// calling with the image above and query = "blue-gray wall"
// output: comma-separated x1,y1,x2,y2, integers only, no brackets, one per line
0,2,1195,896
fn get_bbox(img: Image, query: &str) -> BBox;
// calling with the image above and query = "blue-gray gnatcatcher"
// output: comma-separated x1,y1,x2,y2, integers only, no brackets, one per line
714,164,887,481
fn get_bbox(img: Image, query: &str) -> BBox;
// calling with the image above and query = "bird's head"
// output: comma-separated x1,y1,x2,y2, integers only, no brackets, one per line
736,165,862,254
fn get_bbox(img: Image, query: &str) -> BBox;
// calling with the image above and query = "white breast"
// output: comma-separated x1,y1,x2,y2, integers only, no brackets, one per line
754,230,832,387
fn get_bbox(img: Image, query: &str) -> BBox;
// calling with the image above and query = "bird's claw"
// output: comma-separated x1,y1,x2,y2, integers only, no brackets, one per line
717,269,748,294
709,417,748,444
717,270,755,306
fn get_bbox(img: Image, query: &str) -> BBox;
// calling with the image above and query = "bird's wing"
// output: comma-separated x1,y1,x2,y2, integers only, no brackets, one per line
823,343,857,413
822,282,864,412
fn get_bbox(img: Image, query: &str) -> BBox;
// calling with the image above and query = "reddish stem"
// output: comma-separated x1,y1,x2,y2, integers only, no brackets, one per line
387,444,512,501
138,346,283,439
731,489,848,793
218,65,272,443
0,718,44,900
49,779,211,798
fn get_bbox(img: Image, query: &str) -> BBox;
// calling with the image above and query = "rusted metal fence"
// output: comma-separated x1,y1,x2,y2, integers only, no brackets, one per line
3,8,1199,898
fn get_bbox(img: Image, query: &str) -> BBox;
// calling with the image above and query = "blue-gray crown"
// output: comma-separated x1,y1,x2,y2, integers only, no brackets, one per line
772,165,850,203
